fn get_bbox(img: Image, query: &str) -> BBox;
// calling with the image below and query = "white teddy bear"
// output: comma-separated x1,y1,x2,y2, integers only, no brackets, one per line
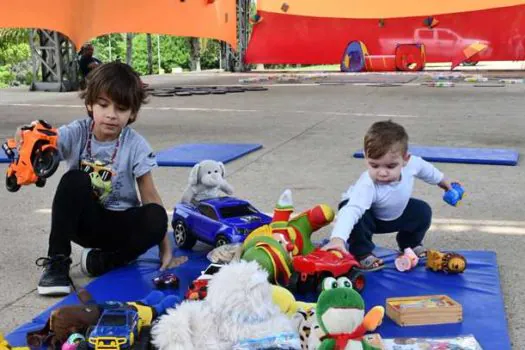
151,260,298,350
180,159,234,203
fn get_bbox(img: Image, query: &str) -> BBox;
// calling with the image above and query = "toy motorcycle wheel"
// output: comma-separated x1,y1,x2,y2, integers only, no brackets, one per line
33,146,59,178
35,177,46,188
172,220,197,249
6,174,20,192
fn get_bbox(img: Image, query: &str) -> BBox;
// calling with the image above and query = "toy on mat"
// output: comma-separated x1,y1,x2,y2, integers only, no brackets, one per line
152,260,296,350
153,272,179,289
185,263,224,300
180,159,234,203
443,182,465,206
426,250,467,274
0,332,30,350
25,288,179,349
61,333,85,350
2,120,59,192
241,189,335,285
395,247,419,272
315,277,384,350
288,248,365,294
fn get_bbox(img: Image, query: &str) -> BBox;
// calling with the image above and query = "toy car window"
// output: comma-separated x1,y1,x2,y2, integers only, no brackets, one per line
99,314,127,326
198,205,219,220
204,264,222,275
219,204,258,218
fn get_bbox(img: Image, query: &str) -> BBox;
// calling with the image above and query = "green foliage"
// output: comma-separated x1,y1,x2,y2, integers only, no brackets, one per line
0,29,31,86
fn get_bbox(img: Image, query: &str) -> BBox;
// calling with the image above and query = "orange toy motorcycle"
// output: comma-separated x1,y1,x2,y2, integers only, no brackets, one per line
2,120,60,192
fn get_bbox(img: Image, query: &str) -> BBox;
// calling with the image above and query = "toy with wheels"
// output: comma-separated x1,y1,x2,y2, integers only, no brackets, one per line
287,248,365,295
2,120,59,192
443,182,465,206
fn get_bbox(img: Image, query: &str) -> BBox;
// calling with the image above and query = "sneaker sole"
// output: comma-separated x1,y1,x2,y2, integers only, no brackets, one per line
81,248,93,277
37,285,71,296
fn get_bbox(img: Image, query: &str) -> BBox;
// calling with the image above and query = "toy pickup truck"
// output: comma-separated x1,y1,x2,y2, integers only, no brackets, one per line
287,249,365,295
84,304,151,350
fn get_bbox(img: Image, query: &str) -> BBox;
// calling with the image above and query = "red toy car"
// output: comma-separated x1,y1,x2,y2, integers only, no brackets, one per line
287,248,365,294
184,263,223,300
153,273,179,289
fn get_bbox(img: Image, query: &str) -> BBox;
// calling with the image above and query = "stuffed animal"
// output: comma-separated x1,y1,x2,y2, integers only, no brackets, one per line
426,250,467,274
271,285,316,317
241,189,334,285
181,160,234,203
151,260,297,350
315,277,384,350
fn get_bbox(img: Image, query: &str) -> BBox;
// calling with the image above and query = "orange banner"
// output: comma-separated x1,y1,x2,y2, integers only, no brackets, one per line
259,0,525,18
0,0,237,49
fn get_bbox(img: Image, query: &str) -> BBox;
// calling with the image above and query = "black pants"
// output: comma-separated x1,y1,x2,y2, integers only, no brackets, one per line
340,198,432,257
48,170,167,264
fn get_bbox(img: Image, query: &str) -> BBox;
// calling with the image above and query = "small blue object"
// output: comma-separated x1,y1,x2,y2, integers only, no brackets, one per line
155,143,262,167
172,196,272,249
353,145,519,166
443,182,465,206
6,247,511,350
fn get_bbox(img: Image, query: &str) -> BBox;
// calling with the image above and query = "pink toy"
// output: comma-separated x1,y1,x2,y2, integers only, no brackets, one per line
61,333,85,350
395,248,419,272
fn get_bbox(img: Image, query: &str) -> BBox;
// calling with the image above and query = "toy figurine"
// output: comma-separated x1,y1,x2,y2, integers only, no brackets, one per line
241,189,334,285
443,182,465,207
426,250,467,274
3,120,59,192
395,248,419,272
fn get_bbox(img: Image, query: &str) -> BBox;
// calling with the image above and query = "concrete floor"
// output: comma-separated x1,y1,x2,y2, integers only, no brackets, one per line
0,72,524,348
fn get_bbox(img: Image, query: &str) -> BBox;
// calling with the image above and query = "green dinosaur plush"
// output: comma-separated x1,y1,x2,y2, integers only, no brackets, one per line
316,277,384,350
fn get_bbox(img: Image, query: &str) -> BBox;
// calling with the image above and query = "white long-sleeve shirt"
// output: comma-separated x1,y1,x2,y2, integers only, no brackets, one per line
331,156,444,241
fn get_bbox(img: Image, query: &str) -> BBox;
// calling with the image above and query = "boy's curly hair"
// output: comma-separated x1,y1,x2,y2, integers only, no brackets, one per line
364,120,408,159
79,62,148,124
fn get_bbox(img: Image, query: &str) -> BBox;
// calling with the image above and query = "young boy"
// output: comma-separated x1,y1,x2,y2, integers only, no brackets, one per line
322,120,457,270
29,62,177,296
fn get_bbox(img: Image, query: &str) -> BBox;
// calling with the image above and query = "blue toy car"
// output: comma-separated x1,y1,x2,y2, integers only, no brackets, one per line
172,196,272,249
86,304,150,350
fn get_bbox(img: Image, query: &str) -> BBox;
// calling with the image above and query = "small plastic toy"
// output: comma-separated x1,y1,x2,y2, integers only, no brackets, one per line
153,273,179,289
287,248,365,294
395,247,419,272
2,120,59,192
443,182,465,206
62,333,85,350
426,250,467,274
185,263,224,300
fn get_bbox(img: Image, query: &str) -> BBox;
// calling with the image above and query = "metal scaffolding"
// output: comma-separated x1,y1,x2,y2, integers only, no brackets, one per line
223,0,251,72
28,0,251,90
29,30,79,92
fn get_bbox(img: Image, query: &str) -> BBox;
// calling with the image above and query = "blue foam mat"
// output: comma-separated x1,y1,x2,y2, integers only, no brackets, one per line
155,143,262,167
6,246,510,350
354,145,519,166
0,154,8,163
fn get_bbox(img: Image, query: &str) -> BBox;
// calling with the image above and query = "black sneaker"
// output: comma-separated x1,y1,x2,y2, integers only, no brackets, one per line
36,255,72,296
81,248,122,277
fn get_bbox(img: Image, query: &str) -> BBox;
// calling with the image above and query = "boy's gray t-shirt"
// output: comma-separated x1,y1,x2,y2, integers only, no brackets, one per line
58,118,157,211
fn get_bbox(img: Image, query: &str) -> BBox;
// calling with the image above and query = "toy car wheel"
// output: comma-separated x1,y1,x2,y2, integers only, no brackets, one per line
6,174,20,192
76,341,90,350
286,271,299,294
347,269,365,293
33,145,59,178
215,235,230,247
35,177,46,188
173,220,197,249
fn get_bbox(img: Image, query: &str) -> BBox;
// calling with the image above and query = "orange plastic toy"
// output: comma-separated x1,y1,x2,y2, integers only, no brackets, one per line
2,120,60,192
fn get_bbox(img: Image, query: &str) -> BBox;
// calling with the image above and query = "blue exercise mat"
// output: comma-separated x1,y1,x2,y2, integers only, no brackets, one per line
0,153,9,163
6,246,510,350
155,143,262,167
353,145,519,166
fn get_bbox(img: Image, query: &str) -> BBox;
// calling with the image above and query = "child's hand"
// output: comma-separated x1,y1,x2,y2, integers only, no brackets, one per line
321,237,348,253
